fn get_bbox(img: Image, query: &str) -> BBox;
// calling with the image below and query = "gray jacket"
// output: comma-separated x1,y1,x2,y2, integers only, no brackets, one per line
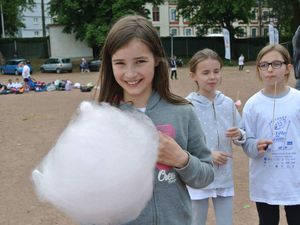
186,91,242,189
122,91,214,225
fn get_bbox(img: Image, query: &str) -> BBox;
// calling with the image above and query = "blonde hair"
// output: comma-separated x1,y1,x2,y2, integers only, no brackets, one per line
256,44,291,81
189,48,223,90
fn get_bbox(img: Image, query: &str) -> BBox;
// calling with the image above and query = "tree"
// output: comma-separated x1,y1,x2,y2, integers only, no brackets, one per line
265,0,300,36
0,0,34,37
177,0,256,58
49,0,163,56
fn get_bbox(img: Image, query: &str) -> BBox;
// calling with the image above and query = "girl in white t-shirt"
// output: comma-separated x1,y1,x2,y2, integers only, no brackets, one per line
242,44,300,225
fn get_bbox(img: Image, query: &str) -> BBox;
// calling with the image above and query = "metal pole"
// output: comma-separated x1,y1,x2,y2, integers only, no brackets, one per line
171,34,173,58
1,3,5,38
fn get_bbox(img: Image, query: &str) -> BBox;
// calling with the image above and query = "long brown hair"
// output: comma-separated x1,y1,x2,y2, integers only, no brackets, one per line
98,15,188,106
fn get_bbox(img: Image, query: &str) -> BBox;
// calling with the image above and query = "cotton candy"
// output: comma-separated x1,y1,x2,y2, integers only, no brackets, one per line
32,101,159,225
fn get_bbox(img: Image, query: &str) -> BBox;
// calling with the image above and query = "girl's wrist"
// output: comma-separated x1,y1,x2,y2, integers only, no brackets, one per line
175,150,189,168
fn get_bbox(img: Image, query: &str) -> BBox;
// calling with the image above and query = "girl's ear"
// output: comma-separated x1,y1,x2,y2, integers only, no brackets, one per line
189,72,196,80
285,63,293,76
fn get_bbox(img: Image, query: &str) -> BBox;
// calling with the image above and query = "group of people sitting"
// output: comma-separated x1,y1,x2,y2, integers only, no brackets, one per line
0,78,26,94
0,77,94,95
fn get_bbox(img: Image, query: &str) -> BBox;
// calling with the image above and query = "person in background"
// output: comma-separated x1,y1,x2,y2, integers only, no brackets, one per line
20,61,31,91
170,56,178,79
242,44,300,225
80,58,89,73
238,54,245,71
96,14,214,225
186,48,246,225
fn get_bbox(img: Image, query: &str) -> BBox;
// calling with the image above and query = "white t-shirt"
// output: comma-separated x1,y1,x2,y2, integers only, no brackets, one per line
22,64,30,79
238,55,244,66
242,87,300,205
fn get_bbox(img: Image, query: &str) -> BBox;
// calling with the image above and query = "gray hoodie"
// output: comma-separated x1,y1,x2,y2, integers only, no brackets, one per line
186,91,242,189
121,91,214,225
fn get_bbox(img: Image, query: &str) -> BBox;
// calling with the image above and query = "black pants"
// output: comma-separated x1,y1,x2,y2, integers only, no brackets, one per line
171,70,177,79
256,202,300,225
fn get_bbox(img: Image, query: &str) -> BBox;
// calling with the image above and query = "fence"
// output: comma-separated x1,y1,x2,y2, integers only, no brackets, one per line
161,36,293,61
0,37,49,60
0,36,293,62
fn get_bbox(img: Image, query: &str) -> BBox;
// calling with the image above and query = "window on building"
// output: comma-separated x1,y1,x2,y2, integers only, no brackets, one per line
262,11,269,21
250,9,257,20
155,26,160,35
237,28,245,37
183,14,190,22
170,28,178,36
184,28,192,36
264,28,268,36
33,17,38,24
152,6,160,21
212,28,221,34
170,8,177,21
34,31,39,36
251,28,257,37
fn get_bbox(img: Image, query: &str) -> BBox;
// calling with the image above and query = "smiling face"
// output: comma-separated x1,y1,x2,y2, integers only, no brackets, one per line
111,39,156,108
258,50,291,93
190,58,221,100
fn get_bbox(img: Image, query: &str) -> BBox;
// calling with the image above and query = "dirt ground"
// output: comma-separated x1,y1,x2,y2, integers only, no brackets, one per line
0,65,296,225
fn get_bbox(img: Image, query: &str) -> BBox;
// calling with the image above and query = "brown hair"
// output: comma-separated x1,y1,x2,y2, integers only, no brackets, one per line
189,48,223,90
97,15,188,106
256,44,291,81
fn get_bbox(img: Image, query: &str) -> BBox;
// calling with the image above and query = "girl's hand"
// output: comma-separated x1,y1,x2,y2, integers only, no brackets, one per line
157,132,188,168
211,151,232,166
257,139,273,155
226,127,241,140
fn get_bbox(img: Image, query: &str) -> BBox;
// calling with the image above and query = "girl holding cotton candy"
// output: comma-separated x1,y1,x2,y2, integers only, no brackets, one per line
185,48,245,225
96,15,214,225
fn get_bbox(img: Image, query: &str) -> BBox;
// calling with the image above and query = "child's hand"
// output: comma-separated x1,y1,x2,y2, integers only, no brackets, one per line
157,132,188,168
211,151,232,166
225,127,241,140
257,139,273,155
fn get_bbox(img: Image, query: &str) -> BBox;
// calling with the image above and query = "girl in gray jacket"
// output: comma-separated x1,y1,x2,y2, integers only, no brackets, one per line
96,15,214,225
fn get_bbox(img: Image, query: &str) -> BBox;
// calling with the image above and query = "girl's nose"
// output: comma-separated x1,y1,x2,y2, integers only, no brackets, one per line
209,72,217,79
267,64,273,71
124,66,137,77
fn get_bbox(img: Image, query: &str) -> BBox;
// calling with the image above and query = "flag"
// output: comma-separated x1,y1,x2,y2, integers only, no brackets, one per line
222,28,231,60
274,28,279,44
268,24,275,44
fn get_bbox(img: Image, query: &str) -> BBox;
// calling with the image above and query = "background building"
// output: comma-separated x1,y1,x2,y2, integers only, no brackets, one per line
17,0,52,37
145,1,276,38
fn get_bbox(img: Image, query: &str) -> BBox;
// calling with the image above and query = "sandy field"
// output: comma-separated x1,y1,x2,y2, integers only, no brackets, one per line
0,65,296,225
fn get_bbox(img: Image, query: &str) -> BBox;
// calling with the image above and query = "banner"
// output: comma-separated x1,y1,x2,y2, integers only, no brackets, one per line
268,24,275,44
222,28,231,60
274,28,279,44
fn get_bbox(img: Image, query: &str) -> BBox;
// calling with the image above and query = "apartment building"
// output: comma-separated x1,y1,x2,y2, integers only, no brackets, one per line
145,1,276,38
17,0,52,37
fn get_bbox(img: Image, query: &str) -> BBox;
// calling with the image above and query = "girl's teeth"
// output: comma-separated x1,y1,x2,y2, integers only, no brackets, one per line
128,80,139,85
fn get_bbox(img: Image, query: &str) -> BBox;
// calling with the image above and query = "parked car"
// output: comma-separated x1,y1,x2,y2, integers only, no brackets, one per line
168,57,183,67
40,57,73,74
88,59,101,72
0,58,33,75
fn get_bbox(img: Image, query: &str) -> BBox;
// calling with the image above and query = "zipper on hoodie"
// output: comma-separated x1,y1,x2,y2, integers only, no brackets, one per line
212,101,220,149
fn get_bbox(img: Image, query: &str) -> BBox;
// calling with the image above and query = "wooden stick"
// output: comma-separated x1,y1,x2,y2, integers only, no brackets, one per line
272,81,277,139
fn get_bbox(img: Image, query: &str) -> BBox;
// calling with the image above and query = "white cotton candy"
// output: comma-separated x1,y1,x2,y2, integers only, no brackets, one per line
32,101,159,225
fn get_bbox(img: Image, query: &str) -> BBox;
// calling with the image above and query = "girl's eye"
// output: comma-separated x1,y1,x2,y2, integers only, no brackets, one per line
136,60,147,64
113,62,124,65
